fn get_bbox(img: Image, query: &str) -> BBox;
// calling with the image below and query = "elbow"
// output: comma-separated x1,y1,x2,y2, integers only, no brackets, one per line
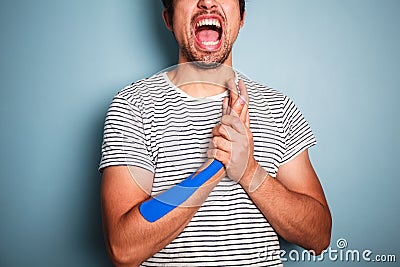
312,216,332,255
107,239,143,267
312,235,331,256
284,232,331,256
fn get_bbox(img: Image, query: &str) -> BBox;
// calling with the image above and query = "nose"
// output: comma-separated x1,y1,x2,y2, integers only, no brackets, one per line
197,0,218,11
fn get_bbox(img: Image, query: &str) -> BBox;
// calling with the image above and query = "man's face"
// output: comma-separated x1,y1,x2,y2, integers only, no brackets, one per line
166,0,244,67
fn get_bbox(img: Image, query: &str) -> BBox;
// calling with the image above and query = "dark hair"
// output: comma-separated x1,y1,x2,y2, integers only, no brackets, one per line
162,0,246,24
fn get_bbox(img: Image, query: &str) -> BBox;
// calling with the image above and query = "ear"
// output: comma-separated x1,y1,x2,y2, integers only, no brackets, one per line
162,9,173,31
240,11,246,28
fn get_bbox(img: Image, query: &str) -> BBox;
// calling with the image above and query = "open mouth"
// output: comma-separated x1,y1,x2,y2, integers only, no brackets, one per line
194,15,223,51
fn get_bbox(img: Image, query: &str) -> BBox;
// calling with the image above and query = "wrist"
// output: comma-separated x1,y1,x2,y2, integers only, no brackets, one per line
239,158,258,185
240,161,270,193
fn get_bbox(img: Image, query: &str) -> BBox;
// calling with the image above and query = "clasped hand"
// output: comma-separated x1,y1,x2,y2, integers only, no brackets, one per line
207,80,258,182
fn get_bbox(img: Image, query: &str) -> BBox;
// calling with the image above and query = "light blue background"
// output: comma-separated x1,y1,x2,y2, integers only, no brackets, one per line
0,1,399,266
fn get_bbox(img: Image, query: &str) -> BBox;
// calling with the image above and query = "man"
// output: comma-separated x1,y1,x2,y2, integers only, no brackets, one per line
99,0,332,266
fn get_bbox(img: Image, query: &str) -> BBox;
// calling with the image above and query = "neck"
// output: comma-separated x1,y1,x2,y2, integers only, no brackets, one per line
167,59,235,98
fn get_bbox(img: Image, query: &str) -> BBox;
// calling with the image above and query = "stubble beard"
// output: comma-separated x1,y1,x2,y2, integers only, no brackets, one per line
180,33,233,69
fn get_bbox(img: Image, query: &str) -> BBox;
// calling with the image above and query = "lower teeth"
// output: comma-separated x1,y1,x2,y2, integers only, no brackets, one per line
202,40,219,46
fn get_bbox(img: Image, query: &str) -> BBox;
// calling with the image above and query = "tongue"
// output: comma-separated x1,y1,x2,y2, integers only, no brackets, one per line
196,29,219,42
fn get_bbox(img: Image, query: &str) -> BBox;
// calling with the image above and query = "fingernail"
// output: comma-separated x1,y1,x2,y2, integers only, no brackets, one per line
239,96,245,105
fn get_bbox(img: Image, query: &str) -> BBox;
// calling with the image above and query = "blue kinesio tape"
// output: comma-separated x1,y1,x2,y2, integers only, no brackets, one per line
139,160,224,222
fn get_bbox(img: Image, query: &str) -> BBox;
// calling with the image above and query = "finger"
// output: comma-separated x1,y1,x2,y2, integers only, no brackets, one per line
238,79,250,127
238,79,249,103
230,79,249,118
227,79,239,111
211,124,221,137
239,101,248,124
240,105,250,128
245,109,250,128
212,124,232,141
228,80,246,117
238,79,249,121
222,97,229,116
207,148,230,167
208,139,215,149
221,115,247,135
230,94,245,117
211,136,232,153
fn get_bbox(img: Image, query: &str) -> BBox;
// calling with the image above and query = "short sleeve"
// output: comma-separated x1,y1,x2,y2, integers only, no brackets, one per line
280,96,317,165
98,95,154,173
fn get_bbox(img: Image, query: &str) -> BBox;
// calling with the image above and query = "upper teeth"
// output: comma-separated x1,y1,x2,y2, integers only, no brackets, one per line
196,19,221,28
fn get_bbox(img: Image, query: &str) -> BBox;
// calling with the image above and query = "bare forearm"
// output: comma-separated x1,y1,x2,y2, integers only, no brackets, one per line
240,165,332,254
104,165,225,266
107,204,198,266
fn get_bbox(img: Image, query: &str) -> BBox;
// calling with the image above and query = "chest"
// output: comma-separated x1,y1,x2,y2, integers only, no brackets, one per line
144,96,285,194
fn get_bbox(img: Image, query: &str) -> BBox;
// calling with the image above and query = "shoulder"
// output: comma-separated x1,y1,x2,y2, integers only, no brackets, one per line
116,72,169,103
237,74,309,136
237,73,292,116
107,72,177,118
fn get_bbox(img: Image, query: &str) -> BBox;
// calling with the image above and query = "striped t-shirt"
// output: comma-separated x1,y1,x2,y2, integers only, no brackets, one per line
99,72,316,266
